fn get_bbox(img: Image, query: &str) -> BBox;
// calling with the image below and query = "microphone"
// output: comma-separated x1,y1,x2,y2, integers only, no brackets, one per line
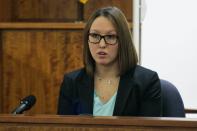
12,95,36,114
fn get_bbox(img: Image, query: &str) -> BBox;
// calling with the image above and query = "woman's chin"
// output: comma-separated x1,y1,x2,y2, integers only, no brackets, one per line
96,61,109,65
96,59,117,66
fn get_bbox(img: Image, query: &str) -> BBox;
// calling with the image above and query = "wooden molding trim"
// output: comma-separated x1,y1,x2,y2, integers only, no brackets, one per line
0,22,132,30
0,22,85,29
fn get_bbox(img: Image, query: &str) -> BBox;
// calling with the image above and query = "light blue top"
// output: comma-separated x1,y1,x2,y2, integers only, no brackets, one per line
93,91,117,116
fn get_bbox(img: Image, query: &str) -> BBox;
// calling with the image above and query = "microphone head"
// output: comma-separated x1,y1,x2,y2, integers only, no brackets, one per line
20,95,36,110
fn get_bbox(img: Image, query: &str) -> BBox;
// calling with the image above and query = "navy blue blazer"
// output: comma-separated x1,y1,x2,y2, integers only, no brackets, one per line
57,65,162,116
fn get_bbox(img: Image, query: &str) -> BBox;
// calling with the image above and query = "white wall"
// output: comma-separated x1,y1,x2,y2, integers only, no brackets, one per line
141,0,197,113
133,0,140,58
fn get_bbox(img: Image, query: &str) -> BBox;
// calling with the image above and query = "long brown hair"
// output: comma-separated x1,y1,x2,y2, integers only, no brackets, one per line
83,7,138,77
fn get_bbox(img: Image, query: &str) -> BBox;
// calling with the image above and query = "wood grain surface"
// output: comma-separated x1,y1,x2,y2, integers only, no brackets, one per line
0,29,83,114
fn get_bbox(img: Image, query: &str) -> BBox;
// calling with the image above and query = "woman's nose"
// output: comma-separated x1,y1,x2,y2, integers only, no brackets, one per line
99,38,107,48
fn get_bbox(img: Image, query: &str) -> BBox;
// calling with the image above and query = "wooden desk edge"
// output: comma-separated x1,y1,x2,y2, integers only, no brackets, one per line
0,114,197,127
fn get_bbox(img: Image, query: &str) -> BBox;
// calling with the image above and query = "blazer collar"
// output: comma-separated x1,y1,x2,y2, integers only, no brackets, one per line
76,70,94,115
113,67,137,116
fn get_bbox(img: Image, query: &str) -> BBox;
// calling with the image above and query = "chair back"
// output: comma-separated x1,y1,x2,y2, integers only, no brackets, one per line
160,79,185,117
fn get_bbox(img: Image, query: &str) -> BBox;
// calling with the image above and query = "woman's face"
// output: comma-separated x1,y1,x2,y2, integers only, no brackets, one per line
88,16,119,66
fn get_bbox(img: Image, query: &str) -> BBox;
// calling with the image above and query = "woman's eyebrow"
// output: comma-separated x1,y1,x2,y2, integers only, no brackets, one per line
89,30,116,34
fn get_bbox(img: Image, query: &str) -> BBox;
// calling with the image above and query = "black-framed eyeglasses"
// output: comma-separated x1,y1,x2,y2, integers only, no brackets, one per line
88,33,118,45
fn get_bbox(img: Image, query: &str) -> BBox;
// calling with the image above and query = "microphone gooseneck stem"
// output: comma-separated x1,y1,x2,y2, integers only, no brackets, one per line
12,103,27,114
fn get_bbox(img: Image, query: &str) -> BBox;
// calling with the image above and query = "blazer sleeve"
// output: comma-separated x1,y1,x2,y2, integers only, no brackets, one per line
57,75,77,115
139,72,162,116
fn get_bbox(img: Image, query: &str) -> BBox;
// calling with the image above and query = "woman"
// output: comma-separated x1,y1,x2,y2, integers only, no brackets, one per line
57,7,162,116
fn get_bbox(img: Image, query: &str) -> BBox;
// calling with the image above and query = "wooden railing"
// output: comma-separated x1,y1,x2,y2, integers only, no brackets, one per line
0,114,197,131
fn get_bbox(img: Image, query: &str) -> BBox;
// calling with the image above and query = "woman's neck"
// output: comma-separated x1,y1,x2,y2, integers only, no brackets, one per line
95,64,119,78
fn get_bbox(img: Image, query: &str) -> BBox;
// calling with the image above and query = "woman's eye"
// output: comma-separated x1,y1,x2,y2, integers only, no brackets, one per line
90,33,100,38
93,34,99,38
106,35,116,39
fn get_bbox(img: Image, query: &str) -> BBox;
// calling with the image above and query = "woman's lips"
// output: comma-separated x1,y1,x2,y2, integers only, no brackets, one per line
97,51,107,55
97,51,107,58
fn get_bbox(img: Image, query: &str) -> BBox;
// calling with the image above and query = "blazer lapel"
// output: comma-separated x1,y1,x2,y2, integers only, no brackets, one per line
77,72,94,115
113,69,137,116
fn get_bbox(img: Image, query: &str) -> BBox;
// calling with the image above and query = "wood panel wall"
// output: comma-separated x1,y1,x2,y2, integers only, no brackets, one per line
0,0,132,22
0,0,133,114
12,0,78,22
1,29,83,114
0,0,12,22
84,0,133,21
0,32,3,113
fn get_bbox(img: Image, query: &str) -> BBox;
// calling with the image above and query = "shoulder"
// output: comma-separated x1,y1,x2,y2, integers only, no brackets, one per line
124,65,158,80
133,65,158,79
128,65,160,89
60,68,86,92
63,68,86,80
